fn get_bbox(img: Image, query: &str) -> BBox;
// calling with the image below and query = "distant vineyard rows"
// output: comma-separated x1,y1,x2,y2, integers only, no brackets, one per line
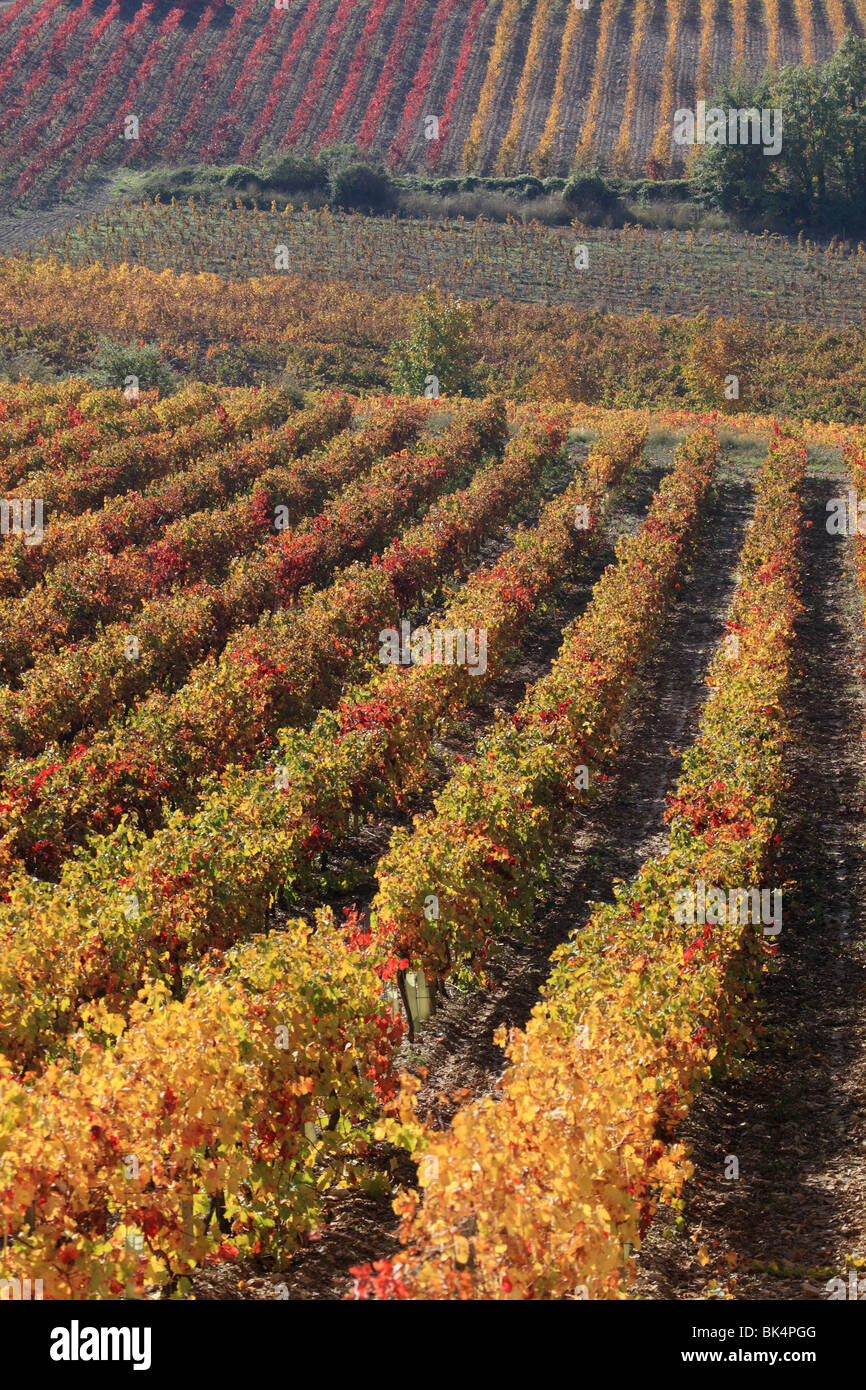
0,0,857,203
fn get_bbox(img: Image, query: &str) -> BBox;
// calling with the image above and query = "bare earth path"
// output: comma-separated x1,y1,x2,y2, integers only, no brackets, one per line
0,178,118,251
633,450,866,1302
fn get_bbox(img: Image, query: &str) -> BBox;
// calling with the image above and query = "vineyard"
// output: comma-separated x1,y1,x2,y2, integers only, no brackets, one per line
1,0,866,1333
4,253,866,425
34,200,866,327
0,0,859,206
0,364,864,1311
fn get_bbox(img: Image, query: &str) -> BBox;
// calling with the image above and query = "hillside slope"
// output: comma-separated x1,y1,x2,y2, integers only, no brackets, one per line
0,0,856,205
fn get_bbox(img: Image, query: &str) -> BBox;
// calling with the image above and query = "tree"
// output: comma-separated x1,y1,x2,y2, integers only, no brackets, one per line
693,36,866,230
691,70,779,216
387,286,476,398
87,338,178,396
771,59,837,218
823,33,866,211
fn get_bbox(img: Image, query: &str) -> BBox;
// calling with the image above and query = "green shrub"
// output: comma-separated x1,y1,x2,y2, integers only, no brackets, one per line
87,338,178,396
562,173,616,209
220,165,263,192
263,153,327,193
328,161,395,212
520,177,545,198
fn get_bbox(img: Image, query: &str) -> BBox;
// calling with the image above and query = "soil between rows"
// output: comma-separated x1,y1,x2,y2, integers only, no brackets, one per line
190,437,759,1299
0,178,117,245
632,453,866,1302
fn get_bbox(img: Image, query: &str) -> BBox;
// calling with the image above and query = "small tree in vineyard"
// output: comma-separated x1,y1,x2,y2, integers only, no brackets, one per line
87,338,178,396
682,311,757,411
387,286,476,398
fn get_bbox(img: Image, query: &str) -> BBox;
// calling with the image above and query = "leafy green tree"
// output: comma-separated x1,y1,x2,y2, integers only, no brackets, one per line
387,286,476,398
771,59,838,217
87,338,178,396
691,70,778,215
693,35,866,228
823,33,866,209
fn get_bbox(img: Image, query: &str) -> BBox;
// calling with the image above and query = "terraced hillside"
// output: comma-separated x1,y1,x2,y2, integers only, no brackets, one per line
0,0,858,206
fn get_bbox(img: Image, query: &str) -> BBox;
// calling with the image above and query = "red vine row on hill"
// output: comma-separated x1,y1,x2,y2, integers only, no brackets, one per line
387,0,460,168
425,0,486,171
356,0,425,152
63,6,185,186
0,0,119,168
162,0,258,162
239,0,324,162
0,0,95,142
315,0,392,151
135,4,219,159
0,0,36,43
17,2,155,195
0,0,65,104
280,0,356,149
200,1,286,162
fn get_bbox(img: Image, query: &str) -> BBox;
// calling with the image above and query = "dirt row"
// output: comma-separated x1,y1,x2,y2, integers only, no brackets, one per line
633,450,866,1301
511,0,571,173
589,0,636,169
476,0,538,172
631,0,671,170
0,179,116,254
